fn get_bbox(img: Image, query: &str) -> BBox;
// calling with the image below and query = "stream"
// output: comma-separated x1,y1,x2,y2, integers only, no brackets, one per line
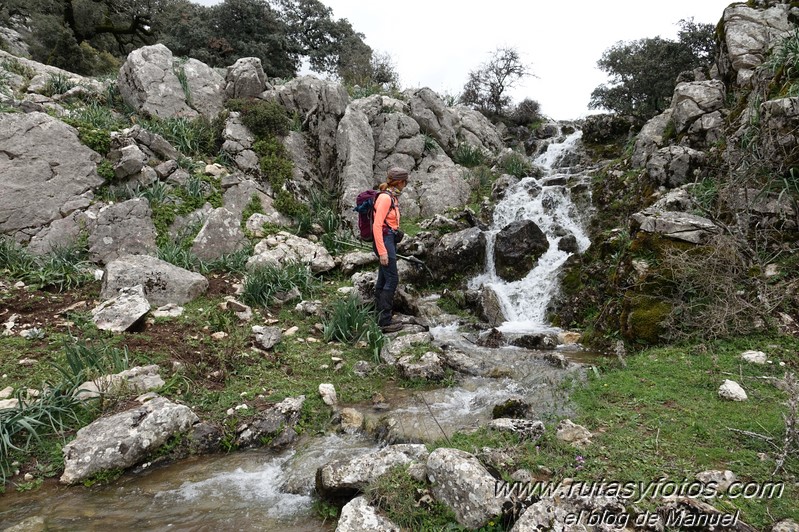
0,125,602,531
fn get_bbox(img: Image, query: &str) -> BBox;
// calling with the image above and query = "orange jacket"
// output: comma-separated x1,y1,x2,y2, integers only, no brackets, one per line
373,191,400,257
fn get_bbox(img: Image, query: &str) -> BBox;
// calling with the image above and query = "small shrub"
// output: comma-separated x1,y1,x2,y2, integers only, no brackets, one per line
240,262,316,308
510,97,541,126
1,58,35,79
96,160,115,181
323,294,375,343
452,143,487,167
226,98,289,138
499,151,532,178
139,116,221,156
253,137,293,188
0,237,92,291
41,73,76,97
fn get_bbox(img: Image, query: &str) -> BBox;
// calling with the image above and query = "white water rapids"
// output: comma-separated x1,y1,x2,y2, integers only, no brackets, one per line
468,130,591,333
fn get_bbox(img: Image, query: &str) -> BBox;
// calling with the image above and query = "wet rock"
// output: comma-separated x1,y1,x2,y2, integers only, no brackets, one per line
476,328,505,348
510,332,558,350
492,397,534,419
439,347,484,376
494,220,548,282
187,422,223,454
316,443,428,502
235,395,305,449
339,408,364,433
60,397,198,484
488,419,545,441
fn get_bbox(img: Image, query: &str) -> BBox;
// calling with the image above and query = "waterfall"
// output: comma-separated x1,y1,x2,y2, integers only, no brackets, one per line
469,130,591,333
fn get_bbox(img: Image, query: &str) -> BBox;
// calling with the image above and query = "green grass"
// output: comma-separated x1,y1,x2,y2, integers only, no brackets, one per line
0,237,93,292
240,262,318,309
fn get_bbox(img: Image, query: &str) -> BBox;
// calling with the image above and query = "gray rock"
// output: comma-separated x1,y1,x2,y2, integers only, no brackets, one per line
671,80,726,134
60,396,198,484
117,44,197,119
646,145,706,188
190,207,247,261
316,443,428,501
488,419,545,441
247,231,335,273
235,395,305,448
631,209,719,244
88,198,158,264
101,254,209,307
511,483,627,531
396,352,445,381
0,112,103,239
719,379,748,401
426,447,503,529
225,57,268,99
494,220,549,282
380,331,433,365
427,227,486,280
91,285,151,332
75,365,165,400
335,496,400,532
555,419,593,447
182,58,225,119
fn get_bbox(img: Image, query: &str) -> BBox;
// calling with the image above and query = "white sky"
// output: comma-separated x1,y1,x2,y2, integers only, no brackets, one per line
193,0,733,120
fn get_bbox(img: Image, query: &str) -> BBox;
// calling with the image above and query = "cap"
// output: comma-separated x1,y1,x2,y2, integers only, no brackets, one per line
387,167,409,181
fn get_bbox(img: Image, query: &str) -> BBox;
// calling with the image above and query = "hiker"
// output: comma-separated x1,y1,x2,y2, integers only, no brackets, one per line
373,166,408,332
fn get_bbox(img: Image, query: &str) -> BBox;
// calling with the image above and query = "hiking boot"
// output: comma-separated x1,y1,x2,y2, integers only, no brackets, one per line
380,321,404,333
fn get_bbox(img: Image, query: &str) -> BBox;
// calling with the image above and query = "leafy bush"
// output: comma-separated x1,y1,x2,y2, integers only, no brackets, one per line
452,143,487,167
499,151,532,178
240,262,317,308
139,116,222,156
322,294,386,361
227,98,289,138
0,237,92,291
41,73,76,97
510,98,542,126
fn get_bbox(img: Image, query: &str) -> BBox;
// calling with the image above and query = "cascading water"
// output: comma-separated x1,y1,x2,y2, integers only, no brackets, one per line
468,129,591,333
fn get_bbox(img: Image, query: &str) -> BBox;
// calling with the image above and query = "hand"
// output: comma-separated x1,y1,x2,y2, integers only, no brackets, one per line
380,254,389,266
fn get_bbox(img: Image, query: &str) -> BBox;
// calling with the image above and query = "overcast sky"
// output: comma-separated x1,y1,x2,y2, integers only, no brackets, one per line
194,0,733,120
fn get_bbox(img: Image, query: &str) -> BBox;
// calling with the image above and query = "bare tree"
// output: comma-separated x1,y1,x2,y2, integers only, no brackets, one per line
460,46,532,117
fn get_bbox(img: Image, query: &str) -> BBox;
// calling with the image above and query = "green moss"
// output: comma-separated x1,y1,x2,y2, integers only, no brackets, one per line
621,295,671,344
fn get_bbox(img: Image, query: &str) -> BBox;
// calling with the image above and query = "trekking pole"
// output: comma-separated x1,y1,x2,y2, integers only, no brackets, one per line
332,239,433,276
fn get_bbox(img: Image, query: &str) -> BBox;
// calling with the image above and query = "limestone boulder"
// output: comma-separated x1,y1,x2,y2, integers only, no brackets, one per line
117,44,197,118
88,198,158,264
61,397,198,484
0,112,103,240
101,254,209,306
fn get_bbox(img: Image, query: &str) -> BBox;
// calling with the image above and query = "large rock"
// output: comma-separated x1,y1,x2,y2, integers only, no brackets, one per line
316,444,429,501
235,395,305,448
511,484,627,531
0,112,103,240
88,198,158,264
91,285,151,332
101,254,209,306
426,447,503,529
719,3,793,86
427,227,486,280
264,75,349,181
182,58,226,120
246,231,335,273
117,44,198,118
631,109,673,168
646,146,707,188
671,80,726,135
494,220,549,282
335,496,400,532
225,57,268,99
75,365,165,400
60,397,198,484
631,209,720,244
190,207,247,261
407,87,458,152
